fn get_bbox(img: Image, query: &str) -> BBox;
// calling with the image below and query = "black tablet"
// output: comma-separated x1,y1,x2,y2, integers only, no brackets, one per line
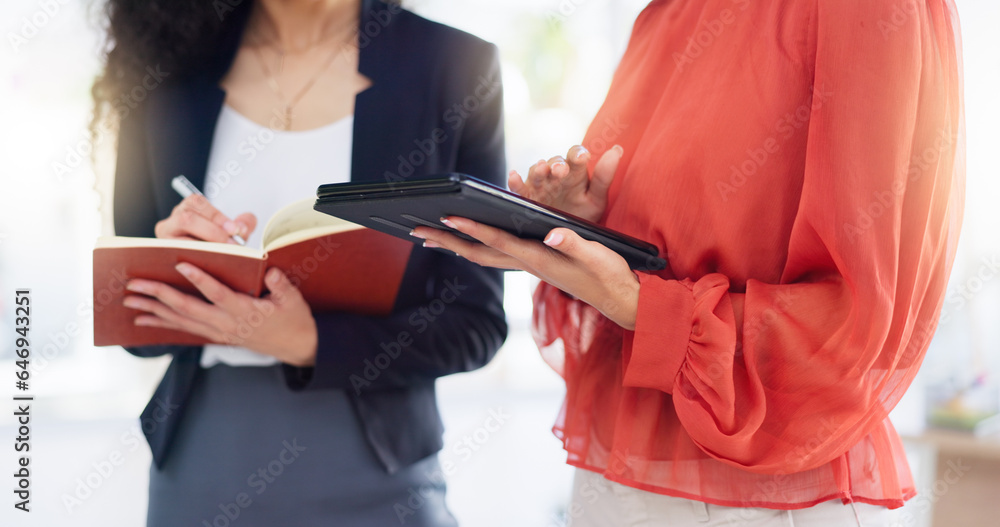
314,174,667,271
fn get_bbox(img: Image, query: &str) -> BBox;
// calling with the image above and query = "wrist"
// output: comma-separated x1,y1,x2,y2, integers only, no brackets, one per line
287,319,318,367
620,275,640,331
599,272,640,331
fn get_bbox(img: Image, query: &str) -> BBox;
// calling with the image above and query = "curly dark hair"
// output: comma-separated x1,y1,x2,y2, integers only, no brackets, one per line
90,0,253,141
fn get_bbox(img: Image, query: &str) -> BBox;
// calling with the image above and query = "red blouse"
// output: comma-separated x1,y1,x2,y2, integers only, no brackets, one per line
533,0,964,509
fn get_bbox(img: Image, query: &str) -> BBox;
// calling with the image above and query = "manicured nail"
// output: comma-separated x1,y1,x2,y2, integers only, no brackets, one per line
409,230,426,239
126,281,147,293
544,231,564,247
175,263,193,277
440,217,457,229
423,241,441,249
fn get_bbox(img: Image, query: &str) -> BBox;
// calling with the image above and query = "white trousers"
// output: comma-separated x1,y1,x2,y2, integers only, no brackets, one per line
566,469,889,527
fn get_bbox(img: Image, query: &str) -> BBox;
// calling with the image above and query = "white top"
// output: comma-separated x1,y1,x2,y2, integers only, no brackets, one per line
199,105,354,368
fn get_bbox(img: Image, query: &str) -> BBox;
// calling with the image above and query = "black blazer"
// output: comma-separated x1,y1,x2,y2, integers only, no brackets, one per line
114,0,507,473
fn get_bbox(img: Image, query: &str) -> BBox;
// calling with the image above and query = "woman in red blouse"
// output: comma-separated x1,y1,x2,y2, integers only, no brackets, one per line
415,0,964,524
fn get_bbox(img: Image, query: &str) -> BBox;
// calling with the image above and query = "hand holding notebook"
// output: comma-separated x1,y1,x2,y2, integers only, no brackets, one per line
94,199,411,348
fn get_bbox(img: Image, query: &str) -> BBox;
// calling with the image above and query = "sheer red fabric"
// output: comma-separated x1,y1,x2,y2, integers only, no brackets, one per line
533,0,964,509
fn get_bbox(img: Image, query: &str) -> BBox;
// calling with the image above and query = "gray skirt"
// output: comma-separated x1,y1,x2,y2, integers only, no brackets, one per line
146,364,457,527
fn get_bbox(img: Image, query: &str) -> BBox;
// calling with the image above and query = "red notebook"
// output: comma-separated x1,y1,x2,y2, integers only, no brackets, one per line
93,199,413,347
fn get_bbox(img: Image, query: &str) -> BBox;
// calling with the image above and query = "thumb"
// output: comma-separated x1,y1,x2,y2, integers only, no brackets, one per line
507,170,526,195
543,228,590,260
264,268,301,305
589,145,623,199
231,212,258,239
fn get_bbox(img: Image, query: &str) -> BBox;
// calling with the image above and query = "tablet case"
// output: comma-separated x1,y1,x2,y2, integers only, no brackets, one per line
313,174,667,271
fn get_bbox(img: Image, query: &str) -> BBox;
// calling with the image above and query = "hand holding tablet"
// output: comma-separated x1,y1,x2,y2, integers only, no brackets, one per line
313,173,666,271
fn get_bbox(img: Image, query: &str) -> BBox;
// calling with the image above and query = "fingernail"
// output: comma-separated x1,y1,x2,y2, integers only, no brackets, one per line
175,263,192,277
266,269,281,284
126,281,147,293
409,230,426,239
223,220,238,235
440,217,457,229
123,297,140,309
135,318,152,327
613,144,624,155
552,161,567,170
423,241,441,249
544,231,564,247
235,222,248,237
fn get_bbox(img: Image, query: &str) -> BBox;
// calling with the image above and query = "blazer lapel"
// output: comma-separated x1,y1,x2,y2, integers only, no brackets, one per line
352,0,397,184
352,0,443,185
144,81,227,213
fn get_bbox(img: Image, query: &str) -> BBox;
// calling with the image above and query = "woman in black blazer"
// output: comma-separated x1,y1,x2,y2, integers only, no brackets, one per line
93,0,506,525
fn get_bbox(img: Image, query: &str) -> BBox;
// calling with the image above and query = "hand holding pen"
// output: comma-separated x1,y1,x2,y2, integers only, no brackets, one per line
156,175,256,245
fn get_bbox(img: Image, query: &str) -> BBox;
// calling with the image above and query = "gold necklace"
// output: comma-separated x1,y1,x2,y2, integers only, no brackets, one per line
250,17,357,130
255,13,358,73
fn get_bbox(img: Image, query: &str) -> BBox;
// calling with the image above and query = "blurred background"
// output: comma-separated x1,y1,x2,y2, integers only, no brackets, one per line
0,0,997,525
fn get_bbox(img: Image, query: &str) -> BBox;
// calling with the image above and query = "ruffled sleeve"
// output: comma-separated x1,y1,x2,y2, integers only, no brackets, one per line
616,1,964,474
